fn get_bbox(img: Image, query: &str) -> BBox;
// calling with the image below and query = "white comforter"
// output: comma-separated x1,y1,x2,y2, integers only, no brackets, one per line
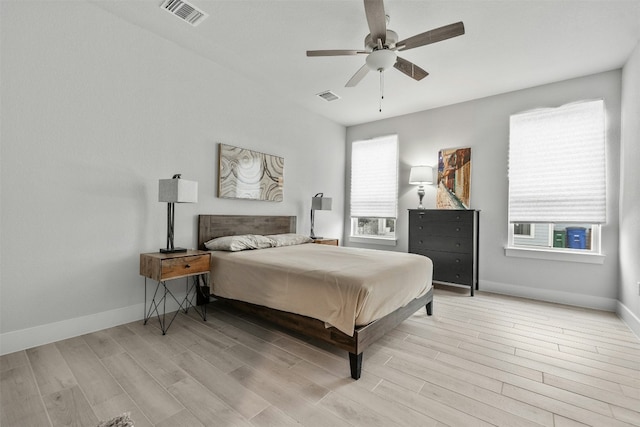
209,243,432,336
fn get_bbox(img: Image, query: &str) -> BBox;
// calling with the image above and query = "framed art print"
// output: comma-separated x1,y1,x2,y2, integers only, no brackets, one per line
218,143,284,201
437,147,471,209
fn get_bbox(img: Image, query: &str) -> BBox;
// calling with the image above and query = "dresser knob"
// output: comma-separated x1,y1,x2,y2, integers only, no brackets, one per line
419,240,423,244
455,259,460,263
185,264,191,269
456,227,461,232
419,226,423,230
455,243,461,247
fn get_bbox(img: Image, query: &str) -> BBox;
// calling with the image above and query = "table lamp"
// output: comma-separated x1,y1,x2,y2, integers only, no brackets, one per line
310,192,332,239
409,166,433,209
158,174,198,253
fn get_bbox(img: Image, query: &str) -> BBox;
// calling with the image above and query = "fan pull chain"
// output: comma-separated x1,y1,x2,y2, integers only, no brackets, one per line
379,70,384,112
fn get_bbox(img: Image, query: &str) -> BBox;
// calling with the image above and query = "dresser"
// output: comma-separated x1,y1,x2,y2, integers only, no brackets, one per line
408,209,479,296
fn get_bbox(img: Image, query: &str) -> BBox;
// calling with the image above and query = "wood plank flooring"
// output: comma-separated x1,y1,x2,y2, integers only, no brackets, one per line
2,286,639,426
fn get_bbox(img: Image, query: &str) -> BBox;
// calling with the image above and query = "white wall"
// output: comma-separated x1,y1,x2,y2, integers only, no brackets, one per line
345,71,622,311
618,41,640,337
0,1,345,354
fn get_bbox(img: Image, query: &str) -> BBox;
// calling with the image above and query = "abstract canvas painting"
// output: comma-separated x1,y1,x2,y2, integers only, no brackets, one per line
437,147,471,209
218,143,284,201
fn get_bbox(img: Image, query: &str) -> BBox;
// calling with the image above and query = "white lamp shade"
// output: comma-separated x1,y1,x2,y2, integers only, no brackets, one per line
409,166,433,184
312,196,332,211
159,178,198,203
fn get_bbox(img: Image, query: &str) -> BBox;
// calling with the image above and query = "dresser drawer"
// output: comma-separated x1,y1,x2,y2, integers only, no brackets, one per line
417,251,474,285
409,221,475,238
410,234,473,253
161,254,210,280
409,210,474,224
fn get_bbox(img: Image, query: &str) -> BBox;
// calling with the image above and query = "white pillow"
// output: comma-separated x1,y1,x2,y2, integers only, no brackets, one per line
204,234,275,251
268,233,313,247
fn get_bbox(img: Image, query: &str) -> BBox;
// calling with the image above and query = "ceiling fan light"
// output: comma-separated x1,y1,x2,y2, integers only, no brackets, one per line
366,49,397,71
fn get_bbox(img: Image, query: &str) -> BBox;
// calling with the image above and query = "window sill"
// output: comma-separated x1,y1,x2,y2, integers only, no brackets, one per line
349,236,397,246
504,246,605,264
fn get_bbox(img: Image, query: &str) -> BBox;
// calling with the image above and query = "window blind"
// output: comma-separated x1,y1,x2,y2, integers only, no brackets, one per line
508,100,606,224
350,135,399,218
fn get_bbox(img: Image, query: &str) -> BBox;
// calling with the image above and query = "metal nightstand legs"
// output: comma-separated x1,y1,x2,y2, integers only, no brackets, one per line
143,275,208,335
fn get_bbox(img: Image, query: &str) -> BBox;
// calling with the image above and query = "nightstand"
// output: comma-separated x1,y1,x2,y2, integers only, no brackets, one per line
312,238,339,246
140,250,211,334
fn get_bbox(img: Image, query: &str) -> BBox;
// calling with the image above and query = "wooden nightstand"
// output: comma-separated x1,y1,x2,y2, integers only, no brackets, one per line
140,250,211,334
312,238,339,246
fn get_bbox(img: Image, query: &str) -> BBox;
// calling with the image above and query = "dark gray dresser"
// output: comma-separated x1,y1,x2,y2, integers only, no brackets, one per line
408,209,480,296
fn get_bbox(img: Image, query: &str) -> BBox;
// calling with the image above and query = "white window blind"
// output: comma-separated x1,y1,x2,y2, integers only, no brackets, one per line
508,100,606,224
350,135,398,218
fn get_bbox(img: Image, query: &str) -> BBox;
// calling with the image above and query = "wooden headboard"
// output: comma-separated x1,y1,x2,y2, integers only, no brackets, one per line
197,215,296,249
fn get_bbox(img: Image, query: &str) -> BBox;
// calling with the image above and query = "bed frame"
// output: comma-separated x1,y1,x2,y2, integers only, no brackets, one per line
197,214,433,380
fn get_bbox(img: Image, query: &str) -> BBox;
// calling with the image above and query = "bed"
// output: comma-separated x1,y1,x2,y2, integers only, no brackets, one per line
197,214,433,379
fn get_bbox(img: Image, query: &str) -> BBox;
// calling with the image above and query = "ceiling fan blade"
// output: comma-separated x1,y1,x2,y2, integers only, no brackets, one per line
345,64,370,87
397,21,465,51
307,49,367,57
394,57,429,81
364,0,387,45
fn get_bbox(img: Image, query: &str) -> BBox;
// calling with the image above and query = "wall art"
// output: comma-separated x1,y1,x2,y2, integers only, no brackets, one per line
437,147,471,209
218,143,284,201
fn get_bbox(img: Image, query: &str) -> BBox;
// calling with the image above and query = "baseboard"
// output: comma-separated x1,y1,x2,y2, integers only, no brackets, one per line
3,283,634,355
0,296,185,356
616,301,640,339
480,280,618,312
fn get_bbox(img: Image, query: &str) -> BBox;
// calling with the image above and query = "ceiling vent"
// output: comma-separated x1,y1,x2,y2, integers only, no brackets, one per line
160,0,208,27
316,90,341,102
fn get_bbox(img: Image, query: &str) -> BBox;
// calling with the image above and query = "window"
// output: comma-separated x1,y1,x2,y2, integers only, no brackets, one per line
510,223,599,251
352,218,396,237
513,223,534,238
350,135,398,241
508,100,605,257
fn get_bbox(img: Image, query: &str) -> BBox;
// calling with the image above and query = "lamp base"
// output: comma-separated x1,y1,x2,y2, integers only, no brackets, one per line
416,186,427,210
160,247,188,254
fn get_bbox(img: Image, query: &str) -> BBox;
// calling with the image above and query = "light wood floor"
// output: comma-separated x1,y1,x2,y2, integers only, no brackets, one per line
2,286,639,427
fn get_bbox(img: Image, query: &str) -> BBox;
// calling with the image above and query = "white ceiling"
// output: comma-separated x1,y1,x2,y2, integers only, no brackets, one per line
93,0,640,126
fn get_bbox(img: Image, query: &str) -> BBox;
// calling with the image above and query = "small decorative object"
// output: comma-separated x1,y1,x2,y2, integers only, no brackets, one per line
408,166,433,209
437,147,471,209
310,192,332,239
158,174,198,253
218,143,284,201
96,412,134,427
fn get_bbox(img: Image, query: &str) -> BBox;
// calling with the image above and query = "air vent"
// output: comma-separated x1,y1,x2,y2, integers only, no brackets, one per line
161,0,208,26
316,90,341,102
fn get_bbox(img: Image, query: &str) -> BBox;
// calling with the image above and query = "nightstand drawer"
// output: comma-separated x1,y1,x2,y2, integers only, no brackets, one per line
161,254,210,280
140,250,211,282
313,238,339,246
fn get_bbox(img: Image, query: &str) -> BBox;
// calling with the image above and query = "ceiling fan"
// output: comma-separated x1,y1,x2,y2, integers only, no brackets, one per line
307,0,465,96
